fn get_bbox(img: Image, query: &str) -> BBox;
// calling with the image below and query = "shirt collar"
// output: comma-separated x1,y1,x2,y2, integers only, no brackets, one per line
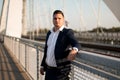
51,25,65,32
59,25,64,31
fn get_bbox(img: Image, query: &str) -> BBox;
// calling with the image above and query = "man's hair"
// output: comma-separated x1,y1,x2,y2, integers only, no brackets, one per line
53,10,64,17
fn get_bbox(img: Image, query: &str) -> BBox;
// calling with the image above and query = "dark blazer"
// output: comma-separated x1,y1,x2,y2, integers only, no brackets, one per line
41,28,80,70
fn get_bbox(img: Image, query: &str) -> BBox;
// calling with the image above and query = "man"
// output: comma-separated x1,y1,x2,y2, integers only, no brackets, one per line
40,10,80,80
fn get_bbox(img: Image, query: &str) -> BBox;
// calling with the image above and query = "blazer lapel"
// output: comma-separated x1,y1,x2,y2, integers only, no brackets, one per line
55,31,63,47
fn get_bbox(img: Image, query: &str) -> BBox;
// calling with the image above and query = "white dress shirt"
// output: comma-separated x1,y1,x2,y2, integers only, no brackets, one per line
46,26,64,67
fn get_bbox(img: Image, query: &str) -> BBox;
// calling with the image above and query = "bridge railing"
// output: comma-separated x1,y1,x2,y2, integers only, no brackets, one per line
3,35,120,80
4,35,45,80
76,32,120,45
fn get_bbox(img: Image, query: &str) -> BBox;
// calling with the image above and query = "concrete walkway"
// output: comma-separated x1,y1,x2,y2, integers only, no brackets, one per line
0,43,31,80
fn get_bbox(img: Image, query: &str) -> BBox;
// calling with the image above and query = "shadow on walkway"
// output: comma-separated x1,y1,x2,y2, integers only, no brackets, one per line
0,43,31,80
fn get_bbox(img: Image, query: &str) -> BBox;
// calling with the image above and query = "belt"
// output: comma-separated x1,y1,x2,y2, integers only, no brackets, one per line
56,58,68,63
46,65,57,69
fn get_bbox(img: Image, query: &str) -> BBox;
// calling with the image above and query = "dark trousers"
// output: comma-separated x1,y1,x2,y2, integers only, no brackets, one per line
45,65,71,80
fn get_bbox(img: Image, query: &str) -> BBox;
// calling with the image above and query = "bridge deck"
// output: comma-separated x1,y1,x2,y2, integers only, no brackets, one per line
0,43,31,80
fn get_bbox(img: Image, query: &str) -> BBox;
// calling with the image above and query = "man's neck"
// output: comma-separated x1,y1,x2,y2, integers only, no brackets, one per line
54,26,60,32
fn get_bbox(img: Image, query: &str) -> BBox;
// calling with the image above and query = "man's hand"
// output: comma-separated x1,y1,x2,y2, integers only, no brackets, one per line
40,68,45,75
67,49,77,61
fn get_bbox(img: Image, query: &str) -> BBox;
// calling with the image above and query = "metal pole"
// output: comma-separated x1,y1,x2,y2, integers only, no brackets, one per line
71,65,74,80
36,46,39,80
25,44,27,71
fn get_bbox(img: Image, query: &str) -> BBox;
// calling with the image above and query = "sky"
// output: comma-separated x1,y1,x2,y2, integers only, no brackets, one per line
0,0,3,17
0,0,120,31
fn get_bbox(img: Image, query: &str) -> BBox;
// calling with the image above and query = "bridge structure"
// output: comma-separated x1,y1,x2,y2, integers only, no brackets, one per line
0,0,120,80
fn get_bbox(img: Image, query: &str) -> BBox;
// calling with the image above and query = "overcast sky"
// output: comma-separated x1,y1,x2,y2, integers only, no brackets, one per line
0,0,3,16
0,0,120,31
27,0,120,31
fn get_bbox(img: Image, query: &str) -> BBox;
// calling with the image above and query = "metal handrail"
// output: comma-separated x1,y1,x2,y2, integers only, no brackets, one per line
3,35,120,80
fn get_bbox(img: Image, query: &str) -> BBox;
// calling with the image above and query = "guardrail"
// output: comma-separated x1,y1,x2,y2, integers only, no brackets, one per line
75,32,120,45
4,36,44,80
3,35,120,80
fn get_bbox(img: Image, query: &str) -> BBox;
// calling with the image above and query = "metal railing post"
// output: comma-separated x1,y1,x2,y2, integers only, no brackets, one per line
71,65,74,80
25,44,27,71
36,46,39,80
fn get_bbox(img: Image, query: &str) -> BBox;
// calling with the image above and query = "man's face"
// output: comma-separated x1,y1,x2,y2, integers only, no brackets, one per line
53,13,64,28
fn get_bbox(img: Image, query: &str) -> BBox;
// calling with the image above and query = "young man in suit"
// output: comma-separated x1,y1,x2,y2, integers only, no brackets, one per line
40,10,80,80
